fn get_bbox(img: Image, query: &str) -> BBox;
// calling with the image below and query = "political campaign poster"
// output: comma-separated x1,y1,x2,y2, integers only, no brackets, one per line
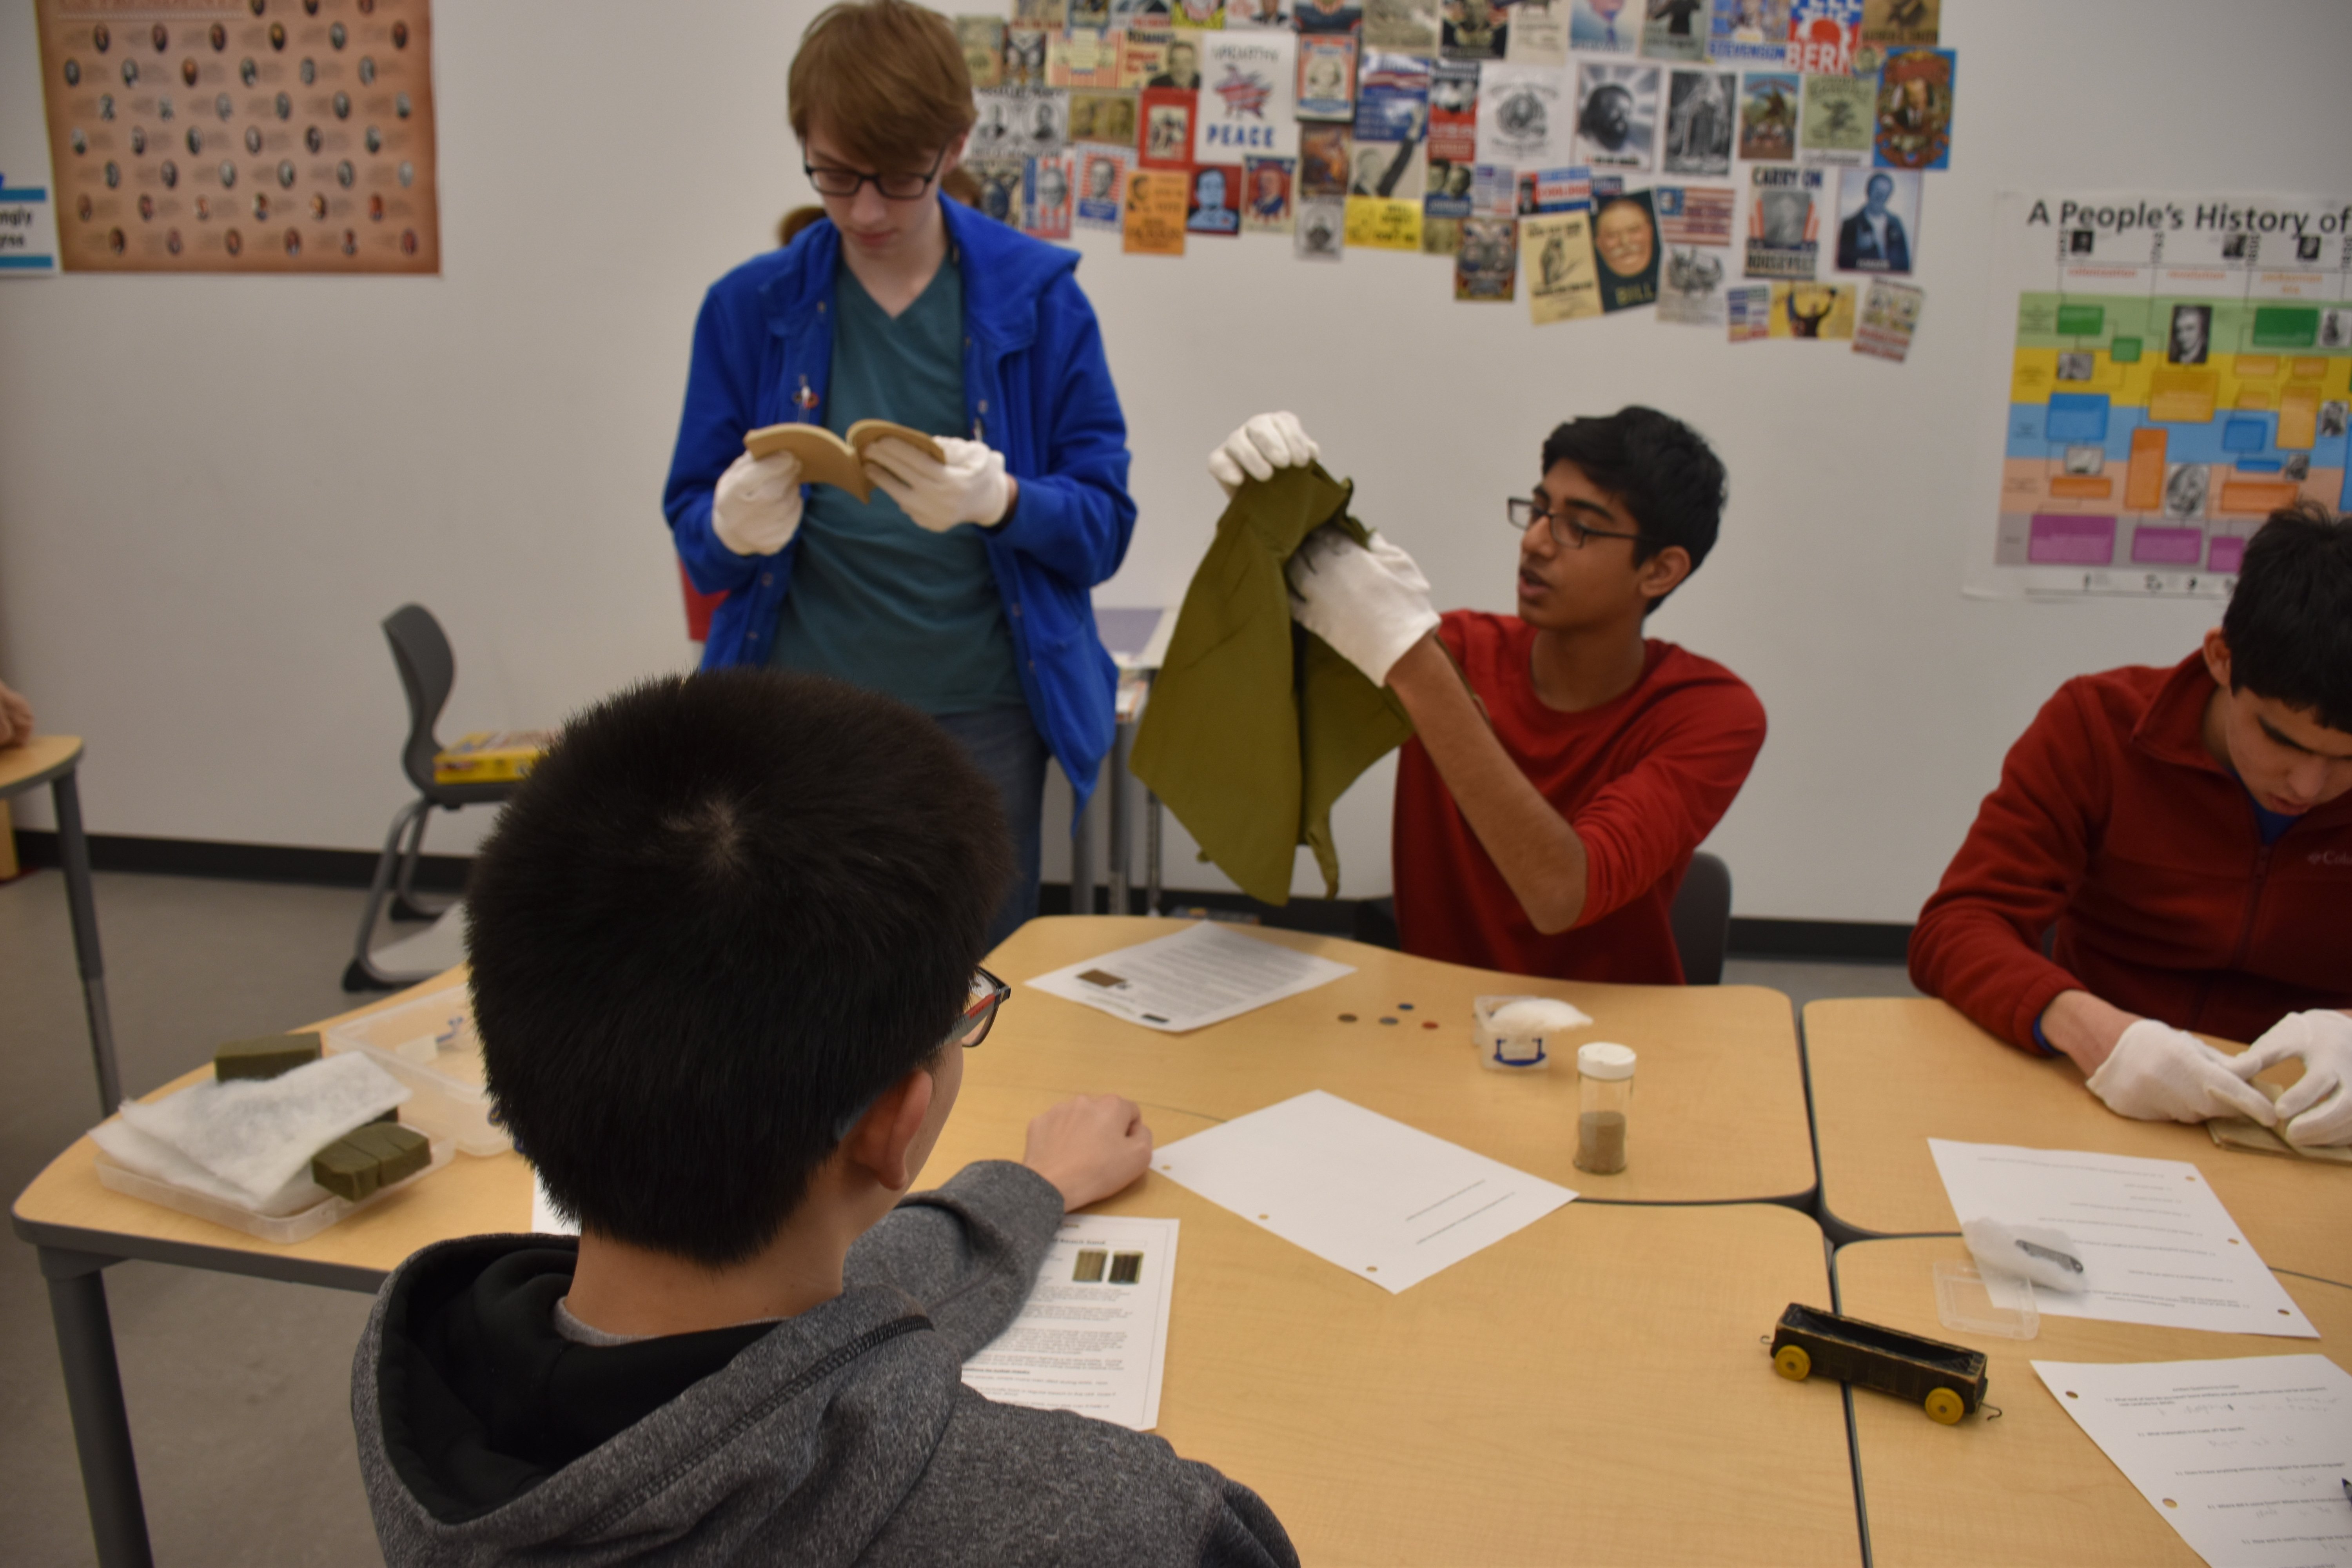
1524,211,1601,322
1476,64,1572,172
1187,163,1243,232
1024,153,1075,237
1068,90,1139,146
1708,0,1789,64
1853,276,1922,359
1833,166,1919,274
1123,166,1188,252
1005,27,1051,87
1242,156,1295,230
1573,60,1658,171
1799,73,1873,167
1593,188,1659,310
1860,0,1936,45
1353,51,1429,143
1441,0,1509,60
1294,0,1365,32
1194,32,1297,159
1428,60,1479,161
1659,242,1732,325
1568,0,1636,52
1662,70,1734,178
1295,194,1346,258
1874,46,1954,171
34,0,441,274
1345,193,1421,249
1363,0,1438,52
1784,0,1860,76
1738,71,1798,162
1642,0,1710,60
1296,35,1358,121
1768,280,1855,338
1655,183,1735,244
1051,28,1127,86
1506,0,1567,61
1455,214,1517,299
1075,145,1131,228
1746,165,1822,278
1299,124,1352,193
1727,281,1773,339
1139,86,1196,166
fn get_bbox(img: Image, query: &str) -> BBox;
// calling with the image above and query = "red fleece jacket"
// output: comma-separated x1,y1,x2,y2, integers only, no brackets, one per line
1394,616,1766,984
1909,653,2352,1051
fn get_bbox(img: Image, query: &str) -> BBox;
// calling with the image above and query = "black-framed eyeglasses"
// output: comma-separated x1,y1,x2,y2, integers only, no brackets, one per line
803,146,948,201
1506,496,1646,551
830,967,1009,1142
949,966,1010,1052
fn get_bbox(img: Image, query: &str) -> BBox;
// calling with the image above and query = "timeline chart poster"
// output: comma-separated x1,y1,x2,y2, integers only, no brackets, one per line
1974,190,2352,603
35,0,439,274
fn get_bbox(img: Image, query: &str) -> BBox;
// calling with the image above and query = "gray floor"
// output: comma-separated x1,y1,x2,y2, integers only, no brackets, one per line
0,867,1919,1566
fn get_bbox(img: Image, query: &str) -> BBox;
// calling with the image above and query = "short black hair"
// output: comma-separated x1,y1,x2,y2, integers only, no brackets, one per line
466,669,1012,1267
2221,500,2352,733
1540,406,1729,614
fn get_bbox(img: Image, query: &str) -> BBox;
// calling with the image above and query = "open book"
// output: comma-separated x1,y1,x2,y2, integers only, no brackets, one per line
744,421,944,503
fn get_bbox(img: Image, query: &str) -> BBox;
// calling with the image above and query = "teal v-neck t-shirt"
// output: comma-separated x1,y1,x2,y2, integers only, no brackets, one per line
767,260,1025,714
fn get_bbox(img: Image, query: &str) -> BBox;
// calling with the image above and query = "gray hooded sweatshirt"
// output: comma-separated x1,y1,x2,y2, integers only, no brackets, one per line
352,1161,1296,1566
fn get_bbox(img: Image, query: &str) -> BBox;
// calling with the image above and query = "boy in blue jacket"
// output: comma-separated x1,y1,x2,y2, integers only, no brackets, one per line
661,0,1136,949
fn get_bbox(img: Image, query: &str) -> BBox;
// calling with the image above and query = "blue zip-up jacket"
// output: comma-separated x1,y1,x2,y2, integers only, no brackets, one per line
662,201,1135,814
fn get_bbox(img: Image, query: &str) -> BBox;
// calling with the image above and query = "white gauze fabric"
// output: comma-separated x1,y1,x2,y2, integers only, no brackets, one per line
114,1052,409,1207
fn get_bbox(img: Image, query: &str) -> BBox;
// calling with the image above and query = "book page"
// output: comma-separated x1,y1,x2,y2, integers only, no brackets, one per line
1026,920,1354,1032
963,1214,1179,1430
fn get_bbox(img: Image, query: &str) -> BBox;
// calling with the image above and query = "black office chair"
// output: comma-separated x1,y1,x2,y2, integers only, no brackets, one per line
343,605,517,992
1351,850,1734,985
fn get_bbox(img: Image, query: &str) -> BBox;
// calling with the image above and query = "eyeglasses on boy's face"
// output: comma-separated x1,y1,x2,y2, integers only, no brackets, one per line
803,145,949,201
948,967,1010,1051
1506,496,1646,551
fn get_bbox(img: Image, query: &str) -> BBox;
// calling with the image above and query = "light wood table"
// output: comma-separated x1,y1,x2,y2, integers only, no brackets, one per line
1806,998,2352,1281
1835,1236,2352,1568
17,918,1822,1567
0,734,120,1113
976,916,1817,1205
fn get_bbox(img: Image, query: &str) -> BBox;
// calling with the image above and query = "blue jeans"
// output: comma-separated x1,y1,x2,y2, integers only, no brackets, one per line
931,706,1047,954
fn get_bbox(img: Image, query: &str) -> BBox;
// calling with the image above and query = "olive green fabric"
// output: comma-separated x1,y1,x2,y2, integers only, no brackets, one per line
1130,464,1413,905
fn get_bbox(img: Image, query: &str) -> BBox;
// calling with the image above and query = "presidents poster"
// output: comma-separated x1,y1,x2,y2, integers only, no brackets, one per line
1974,190,2352,602
35,0,440,274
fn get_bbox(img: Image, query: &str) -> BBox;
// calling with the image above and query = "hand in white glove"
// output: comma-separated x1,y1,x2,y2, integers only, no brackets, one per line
1285,524,1441,687
2084,1018,2279,1126
864,436,1012,532
711,449,804,557
1208,411,1320,496
2229,1010,2352,1146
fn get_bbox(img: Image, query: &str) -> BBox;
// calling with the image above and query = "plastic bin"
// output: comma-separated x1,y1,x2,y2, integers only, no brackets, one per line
93,1132,454,1245
323,982,511,1156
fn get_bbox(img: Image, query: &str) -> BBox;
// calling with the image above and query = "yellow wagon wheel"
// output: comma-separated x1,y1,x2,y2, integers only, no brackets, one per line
1923,1387,1966,1425
1773,1345,1811,1381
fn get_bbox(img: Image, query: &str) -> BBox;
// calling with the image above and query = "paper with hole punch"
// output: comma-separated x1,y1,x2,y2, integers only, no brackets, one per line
1027,920,1354,1032
2031,1356,2352,1568
1929,1140,2315,1338
1152,1090,1576,1293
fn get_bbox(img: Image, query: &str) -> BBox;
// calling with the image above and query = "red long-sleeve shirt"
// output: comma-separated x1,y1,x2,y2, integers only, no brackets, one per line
1909,653,2352,1051
1393,616,1767,983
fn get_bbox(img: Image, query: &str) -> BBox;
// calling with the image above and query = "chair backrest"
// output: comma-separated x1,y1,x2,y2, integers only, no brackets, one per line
382,604,456,795
1670,851,1733,986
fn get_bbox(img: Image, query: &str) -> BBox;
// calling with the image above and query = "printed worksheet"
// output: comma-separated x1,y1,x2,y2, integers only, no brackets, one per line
2032,1356,2352,1568
1928,1140,2316,1338
1027,920,1354,1031
963,1214,1178,1430
1152,1089,1576,1293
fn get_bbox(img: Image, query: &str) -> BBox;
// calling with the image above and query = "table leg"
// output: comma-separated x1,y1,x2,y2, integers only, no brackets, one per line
40,1247,154,1568
1107,719,1132,917
51,770,123,1115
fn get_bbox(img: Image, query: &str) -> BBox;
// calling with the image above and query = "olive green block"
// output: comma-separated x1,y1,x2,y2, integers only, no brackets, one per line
214,1032,323,1082
310,1122,430,1201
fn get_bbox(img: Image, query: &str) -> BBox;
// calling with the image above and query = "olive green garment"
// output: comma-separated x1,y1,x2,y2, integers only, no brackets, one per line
1130,464,1414,905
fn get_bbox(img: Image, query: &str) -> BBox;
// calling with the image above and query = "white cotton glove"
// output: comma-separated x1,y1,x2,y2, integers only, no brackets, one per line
1285,524,1441,686
2229,1010,2352,1146
711,449,804,556
2084,1018,2279,1127
1208,411,1320,496
863,436,1012,532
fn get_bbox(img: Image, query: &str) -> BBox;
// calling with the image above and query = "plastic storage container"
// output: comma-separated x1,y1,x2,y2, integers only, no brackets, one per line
93,1132,454,1244
1574,1042,1636,1174
1471,995,1593,1071
323,982,511,1156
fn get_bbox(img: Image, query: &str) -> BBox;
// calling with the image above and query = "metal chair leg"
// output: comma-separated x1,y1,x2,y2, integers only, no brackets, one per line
389,802,449,922
345,797,433,992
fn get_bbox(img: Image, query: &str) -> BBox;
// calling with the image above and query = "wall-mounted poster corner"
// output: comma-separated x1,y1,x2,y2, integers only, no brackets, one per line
34,0,440,274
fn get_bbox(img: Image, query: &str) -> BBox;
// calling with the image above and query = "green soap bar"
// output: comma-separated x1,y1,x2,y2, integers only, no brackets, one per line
347,1122,431,1188
214,1032,323,1083
311,1136,383,1202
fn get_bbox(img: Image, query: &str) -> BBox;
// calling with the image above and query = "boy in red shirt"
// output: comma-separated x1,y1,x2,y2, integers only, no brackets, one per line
1908,501,2352,1145
1207,407,1766,983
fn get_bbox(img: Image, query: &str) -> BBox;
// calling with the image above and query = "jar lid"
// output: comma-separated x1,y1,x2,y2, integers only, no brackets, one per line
1576,1042,1636,1081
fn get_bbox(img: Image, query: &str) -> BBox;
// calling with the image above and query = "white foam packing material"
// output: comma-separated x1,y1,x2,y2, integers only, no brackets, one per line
90,1118,329,1217
114,1052,409,1207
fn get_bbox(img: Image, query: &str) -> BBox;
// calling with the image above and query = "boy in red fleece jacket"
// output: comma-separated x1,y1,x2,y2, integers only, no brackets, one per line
1909,501,2352,1145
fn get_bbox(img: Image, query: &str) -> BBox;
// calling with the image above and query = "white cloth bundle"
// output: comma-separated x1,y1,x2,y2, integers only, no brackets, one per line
1960,1216,2092,1294
110,1052,409,1208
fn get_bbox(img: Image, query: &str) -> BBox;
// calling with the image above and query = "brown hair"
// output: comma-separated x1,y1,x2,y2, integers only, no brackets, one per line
788,0,977,173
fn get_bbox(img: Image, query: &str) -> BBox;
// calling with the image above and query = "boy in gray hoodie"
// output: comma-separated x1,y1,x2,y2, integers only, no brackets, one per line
351,668,1297,1566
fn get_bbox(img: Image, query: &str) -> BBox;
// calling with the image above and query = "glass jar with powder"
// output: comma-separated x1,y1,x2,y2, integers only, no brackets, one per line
1574,1042,1636,1174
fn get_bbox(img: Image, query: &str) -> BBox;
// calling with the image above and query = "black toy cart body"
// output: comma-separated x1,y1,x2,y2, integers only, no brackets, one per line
1769,1303,1989,1425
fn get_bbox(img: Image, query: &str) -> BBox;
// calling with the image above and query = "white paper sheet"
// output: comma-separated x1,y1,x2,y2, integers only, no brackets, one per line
1152,1090,1576,1293
963,1214,1179,1431
2032,1356,2352,1568
1027,921,1354,1032
530,1166,579,1235
1928,1140,2316,1339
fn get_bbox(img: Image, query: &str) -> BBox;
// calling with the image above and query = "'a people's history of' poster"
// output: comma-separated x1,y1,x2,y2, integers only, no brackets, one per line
1975,190,2351,601
34,0,439,274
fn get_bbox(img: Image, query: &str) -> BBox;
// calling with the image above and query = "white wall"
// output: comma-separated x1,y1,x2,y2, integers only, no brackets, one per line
4,0,2347,919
